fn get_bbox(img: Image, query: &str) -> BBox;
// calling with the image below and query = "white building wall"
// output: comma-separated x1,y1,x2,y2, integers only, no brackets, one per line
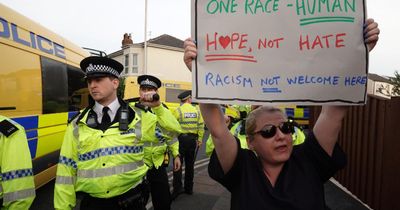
110,45,191,83
146,47,191,83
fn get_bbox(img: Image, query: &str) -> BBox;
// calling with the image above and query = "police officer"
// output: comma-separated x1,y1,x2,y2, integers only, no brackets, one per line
288,117,306,145
230,105,250,149
133,75,182,210
0,115,36,209
54,56,154,210
171,90,204,199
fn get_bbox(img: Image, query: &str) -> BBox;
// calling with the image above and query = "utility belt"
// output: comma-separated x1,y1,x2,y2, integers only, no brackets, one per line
179,133,198,138
80,180,150,210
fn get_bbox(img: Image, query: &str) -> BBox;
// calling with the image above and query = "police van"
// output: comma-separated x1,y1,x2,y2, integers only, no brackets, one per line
0,3,90,188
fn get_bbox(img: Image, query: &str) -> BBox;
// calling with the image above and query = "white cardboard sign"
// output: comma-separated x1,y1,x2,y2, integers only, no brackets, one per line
191,0,368,105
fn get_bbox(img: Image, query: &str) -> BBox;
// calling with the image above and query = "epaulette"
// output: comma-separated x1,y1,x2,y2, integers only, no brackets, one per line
162,102,169,109
0,119,19,137
134,103,149,112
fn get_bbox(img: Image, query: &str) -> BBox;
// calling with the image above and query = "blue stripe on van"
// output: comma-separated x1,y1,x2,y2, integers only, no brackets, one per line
25,130,38,139
68,111,79,121
285,108,294,117
12,116,39,130
28,138,38,159
303,108,310,118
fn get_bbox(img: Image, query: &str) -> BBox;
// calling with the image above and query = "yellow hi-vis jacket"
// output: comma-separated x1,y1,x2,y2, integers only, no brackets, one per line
173,103,204,143
292,126,306,145
133,103,182,169
0,115,35,210
230,120,249,149
54,104,154,210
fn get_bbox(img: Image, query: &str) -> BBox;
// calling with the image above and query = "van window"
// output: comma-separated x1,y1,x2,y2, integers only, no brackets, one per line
67,65,88,111
41,57,68,113
166,88,189,103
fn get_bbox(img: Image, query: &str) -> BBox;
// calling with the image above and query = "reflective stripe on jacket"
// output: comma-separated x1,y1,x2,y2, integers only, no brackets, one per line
0,115,35,210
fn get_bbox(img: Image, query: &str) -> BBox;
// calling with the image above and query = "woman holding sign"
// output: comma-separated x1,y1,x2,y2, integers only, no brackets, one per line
183,18,379,210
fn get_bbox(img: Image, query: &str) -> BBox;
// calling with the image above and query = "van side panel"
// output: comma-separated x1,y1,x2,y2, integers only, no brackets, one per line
0,42,42,117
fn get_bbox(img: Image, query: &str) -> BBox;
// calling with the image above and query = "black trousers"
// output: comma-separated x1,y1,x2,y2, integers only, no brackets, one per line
147,166,171,210
80,182,149,210
173,133,197,193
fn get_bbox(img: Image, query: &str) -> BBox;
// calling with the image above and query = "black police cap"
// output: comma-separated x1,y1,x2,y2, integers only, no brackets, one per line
178,90,192,101
80,56,123,79
137,75,162,89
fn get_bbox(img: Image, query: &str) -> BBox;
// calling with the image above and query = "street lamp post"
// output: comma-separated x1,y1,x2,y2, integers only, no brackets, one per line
144,0,148,75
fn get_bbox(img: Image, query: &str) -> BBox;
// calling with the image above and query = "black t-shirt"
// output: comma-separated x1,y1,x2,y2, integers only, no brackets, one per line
208,132,347,210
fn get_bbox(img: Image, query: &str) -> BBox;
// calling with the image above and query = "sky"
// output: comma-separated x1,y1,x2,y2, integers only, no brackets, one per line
1,0,399,77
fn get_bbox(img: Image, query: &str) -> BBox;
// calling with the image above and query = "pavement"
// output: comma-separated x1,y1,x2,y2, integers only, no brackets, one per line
170,163,230,210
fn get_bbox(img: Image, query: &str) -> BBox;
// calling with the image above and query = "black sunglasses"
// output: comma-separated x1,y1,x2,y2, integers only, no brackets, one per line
251,121,294,139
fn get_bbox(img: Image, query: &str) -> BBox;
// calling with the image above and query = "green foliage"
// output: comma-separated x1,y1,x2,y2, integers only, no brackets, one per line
390,70,400,96
118,77,126,98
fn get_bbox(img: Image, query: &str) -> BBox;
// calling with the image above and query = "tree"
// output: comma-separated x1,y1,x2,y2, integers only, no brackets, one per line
390,70,400,96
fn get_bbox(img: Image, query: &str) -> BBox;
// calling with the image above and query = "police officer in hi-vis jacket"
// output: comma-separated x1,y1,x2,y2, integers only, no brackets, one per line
130,75,182,210
171,90,204,199
0,115,36,209
54,56,168,210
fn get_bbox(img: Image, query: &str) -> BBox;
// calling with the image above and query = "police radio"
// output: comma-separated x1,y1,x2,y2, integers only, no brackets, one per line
119,105,129,131
152,93,160,101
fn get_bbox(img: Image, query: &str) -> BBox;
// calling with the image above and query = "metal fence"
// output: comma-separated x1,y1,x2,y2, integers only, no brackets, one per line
310,96,400,210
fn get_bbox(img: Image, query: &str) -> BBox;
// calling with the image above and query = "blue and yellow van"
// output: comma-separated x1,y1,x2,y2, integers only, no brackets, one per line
0,3,90,188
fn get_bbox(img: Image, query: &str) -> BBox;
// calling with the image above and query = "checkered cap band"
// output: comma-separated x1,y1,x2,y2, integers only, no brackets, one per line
140,79,158,88
86,63,120,77
2,168,33,181
181,95,191,101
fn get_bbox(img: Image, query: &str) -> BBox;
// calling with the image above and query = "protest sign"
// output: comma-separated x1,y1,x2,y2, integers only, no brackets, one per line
192,0,368,105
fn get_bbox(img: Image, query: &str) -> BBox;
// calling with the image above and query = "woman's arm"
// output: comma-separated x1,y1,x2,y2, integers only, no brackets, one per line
184,39,238,173
313,18,380,155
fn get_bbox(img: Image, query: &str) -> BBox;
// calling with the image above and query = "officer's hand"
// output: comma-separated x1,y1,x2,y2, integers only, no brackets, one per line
183,38,197,71
364,18,379,52
140,91,161,108
197,140,202,148
173,156,181,172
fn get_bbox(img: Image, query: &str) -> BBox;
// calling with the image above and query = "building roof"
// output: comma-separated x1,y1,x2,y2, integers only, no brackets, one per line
368,73,392,83
108,34,184,58
147,34,184,49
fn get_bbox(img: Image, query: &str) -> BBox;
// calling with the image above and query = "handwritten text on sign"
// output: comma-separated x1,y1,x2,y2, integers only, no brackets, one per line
192,0,368,105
